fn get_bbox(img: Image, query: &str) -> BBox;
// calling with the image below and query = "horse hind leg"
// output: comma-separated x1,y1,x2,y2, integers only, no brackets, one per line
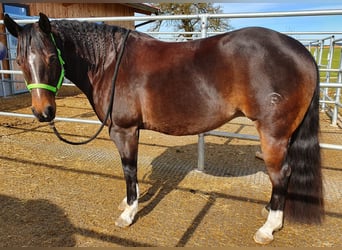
253,132,291,244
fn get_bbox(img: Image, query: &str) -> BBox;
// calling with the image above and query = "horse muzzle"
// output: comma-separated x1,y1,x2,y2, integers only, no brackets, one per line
31,105,56,122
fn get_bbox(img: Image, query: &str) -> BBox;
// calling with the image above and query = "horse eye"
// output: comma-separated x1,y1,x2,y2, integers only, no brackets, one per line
48,55,58,64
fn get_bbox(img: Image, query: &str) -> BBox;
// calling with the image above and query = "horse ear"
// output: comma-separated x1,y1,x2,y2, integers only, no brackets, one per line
4,14,22,38
38,12,51,34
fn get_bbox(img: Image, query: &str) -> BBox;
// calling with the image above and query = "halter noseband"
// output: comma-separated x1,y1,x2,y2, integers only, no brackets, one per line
25,33,65,95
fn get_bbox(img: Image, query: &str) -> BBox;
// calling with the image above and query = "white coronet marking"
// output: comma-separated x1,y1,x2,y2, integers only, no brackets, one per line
115,184,139,227
254,210,283,244
115,200,138,227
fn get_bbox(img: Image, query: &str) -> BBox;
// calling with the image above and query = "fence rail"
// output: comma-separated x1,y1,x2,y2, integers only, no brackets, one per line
2,9,342,24
0,10,341,171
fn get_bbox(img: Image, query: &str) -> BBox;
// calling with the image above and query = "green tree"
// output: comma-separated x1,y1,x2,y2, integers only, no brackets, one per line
150,3,232,38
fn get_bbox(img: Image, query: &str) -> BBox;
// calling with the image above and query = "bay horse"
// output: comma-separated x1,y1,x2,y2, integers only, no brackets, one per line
4,13,324,244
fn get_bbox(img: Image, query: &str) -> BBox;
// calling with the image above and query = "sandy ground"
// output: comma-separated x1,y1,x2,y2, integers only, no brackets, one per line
0,87,341,247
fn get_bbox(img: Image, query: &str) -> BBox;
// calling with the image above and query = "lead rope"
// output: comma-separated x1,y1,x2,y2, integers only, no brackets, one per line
49,30,131,145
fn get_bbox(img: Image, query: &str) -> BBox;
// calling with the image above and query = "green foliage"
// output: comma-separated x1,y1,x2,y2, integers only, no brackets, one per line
150,3,232,37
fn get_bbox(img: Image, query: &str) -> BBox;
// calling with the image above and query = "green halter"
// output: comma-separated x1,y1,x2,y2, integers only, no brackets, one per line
25,33,65,95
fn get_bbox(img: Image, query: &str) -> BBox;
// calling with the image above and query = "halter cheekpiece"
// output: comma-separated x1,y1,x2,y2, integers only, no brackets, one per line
25,33,65,95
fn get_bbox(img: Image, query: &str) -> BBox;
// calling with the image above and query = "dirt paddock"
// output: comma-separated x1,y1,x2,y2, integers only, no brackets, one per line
0,87,341,247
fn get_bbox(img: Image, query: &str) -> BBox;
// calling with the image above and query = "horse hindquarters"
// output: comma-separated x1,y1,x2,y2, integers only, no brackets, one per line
254,80,323,244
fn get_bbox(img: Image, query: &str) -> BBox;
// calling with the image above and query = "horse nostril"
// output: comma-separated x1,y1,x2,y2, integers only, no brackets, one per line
31,106,39,118
31,106,44,122
44,105,55,120
31,106,55,122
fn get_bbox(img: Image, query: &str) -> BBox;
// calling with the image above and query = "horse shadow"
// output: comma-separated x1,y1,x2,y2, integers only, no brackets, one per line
137,141,267,223
0,194,76,247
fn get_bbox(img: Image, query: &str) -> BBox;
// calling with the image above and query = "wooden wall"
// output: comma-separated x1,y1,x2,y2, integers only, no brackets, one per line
28,3,135,29
0,3,136,30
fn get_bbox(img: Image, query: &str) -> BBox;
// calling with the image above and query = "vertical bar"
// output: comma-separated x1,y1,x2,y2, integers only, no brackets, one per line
324,36,335,113
0,62,5,97
197,133,205,172
196,14,209,172
318,39,324,66
320,38,328,111
200,14,208,38
332,87,340,126
332,49,342,126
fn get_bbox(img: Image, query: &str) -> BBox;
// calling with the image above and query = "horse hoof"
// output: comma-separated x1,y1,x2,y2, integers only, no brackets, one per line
115,216,132,228
253,230,274,245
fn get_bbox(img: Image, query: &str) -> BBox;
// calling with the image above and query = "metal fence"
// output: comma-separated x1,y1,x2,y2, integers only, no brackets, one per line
309,35,342,126
0,10,341,171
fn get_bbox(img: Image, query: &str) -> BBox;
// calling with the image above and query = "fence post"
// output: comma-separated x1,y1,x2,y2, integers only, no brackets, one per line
197,14,209,172
332,48,342,126
200,14,208,38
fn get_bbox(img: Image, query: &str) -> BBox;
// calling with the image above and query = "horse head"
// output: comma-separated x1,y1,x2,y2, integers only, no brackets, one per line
4,13,64,122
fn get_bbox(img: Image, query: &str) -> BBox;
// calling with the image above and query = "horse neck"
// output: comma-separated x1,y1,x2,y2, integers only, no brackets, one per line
51,21,126,96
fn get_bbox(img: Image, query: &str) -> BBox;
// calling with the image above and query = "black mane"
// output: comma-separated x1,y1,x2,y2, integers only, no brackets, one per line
51,20,128,70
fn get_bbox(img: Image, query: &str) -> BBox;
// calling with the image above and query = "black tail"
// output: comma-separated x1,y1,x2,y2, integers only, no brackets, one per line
284,76,324,224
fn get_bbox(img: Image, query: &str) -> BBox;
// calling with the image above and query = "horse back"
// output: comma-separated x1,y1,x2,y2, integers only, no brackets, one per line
115,27,317,136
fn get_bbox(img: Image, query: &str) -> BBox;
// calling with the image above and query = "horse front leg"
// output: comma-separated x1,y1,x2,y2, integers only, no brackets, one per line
253,133,290,244
110,126,140,228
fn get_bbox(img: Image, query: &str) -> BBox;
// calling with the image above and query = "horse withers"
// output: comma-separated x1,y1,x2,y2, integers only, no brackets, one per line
4,13,324,244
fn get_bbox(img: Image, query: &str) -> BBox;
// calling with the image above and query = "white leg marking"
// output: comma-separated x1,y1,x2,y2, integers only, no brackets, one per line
115,200,138,227
254,210,283,244
115,184,139,227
